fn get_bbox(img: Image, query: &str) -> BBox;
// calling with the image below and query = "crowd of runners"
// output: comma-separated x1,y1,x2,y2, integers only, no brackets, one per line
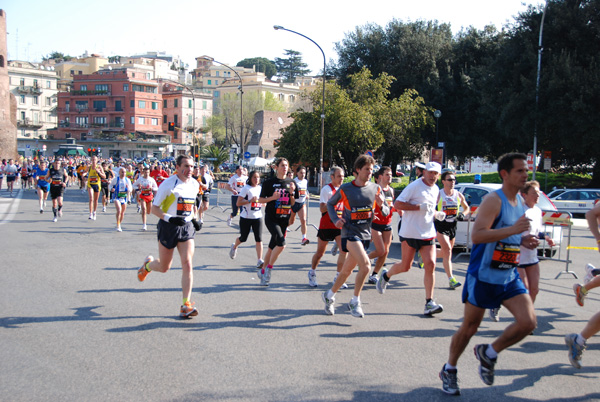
2,152,599,395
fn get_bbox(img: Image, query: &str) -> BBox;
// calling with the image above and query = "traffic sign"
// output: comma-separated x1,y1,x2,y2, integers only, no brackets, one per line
365,150,373,157
527,153,534,171
244,152,251,159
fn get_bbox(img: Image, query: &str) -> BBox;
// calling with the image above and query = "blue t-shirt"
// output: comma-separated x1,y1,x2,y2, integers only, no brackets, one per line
467,189,526,285
34,167,49,186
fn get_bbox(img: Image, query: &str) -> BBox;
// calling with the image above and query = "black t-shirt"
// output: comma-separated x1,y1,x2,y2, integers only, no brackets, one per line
260,177,299,223
49,167,66,187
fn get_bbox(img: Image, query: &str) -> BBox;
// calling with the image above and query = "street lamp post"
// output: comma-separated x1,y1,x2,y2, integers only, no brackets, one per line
532,0,549,180
210,59,244,163
274,25,326,189
158,77,197,162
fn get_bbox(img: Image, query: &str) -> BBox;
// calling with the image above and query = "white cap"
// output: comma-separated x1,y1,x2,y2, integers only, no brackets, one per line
415,162,426,169
425,161,442,173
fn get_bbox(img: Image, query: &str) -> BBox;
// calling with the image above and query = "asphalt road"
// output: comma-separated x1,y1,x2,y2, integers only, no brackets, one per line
1,186,599,401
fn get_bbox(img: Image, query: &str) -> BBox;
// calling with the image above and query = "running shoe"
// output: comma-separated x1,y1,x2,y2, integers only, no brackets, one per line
43,201,46,208
331,243,338,256
424,300,444,315
322,291,335,315
584,263,597,285
92,212,96,220
301,238,310,246
348,299,364,318
102,206,106,213
259,270,268,286
474,344,496,385
227,216,232,226
449,277,462,289
180,301,199,318
116,226,122,232
308,270,318,287
564,333,586,369
368,273,378,285
439,365,460,396
573,284,587,306
58,210,63,217
376,269,389,294
52,217,58,223
333,273,348,289
263,267,272,285
416,253,424,269
137,205,141,214
142,224,147,231
256,259,264,270
40,209,43,214
489,307,501,322
229,243,237,259
137,255,154,282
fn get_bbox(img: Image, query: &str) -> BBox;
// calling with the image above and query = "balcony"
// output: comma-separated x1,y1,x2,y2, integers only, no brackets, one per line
17,118,44,129
16,85,43,95
70,90,112,96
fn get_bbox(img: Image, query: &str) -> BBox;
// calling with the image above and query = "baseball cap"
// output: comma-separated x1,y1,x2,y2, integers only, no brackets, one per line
425,161,442,173
415,162,426,169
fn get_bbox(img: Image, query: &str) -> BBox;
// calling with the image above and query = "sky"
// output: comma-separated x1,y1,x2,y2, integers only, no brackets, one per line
3,0,541,75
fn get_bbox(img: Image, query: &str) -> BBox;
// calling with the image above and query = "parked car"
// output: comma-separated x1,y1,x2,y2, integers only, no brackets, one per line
453,183,562,257
546,188,567,199
550,189,600,217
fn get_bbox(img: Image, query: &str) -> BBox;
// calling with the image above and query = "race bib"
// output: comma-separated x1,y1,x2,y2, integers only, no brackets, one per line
350,206,372,224
141,187,152,196
89,177,99,185
299,189,307,196
491,242,520,270
276,204,291,215
117,191,127,198
52,179,62,185
176,197,194,216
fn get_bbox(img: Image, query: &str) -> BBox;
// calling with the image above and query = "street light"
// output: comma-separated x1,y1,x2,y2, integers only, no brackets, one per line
274,25,326,189
158,77,197,162
209,58,244,163
532,0,549,180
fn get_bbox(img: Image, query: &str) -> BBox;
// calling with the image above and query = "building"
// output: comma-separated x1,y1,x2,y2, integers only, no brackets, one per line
0,9,17,159
56,68,169,159
42,53,109,91
249,111,294,159
8,60,58,145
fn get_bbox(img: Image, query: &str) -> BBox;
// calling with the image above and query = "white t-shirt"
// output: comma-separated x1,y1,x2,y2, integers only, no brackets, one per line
133,176,158,197
5,164,18,177
396,178,439,239
320,183,337,204
520,205,542,265
109,176,133,199
238,185,263,219
153,174,200,221
228,174,248,195
203,172,214,191
294,177,308,203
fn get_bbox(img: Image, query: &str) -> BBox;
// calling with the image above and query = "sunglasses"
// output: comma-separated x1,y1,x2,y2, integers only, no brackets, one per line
445,178,456,182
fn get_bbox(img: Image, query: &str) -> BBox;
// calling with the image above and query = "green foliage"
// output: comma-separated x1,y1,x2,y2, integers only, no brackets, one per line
236,57,277,79
274,49,311,83
42,51,73,62
201,145,229,172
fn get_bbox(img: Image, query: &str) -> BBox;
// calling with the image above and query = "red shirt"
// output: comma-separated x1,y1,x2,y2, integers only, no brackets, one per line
150,169,169,186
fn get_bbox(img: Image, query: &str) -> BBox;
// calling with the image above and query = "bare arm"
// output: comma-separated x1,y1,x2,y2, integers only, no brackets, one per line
394,200,420,211
470,192,531,245
586,202,600,253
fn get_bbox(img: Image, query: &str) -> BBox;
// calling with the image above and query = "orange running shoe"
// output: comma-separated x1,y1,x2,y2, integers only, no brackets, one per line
137,256,154,282
180,301,199,318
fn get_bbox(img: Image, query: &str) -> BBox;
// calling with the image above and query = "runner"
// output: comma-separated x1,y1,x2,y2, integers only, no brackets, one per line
229,170,264,268
4,159,18,197
367,166,397,285
439,153,538,395
435,170,470,290
100,162,114,213
150,163,169,187
321,155,387,317
33,160,50,213
225,166,248,227
86,156,106,220
0,159,4,192
66,161,75,187
137,155,202,319
77,161,88,192
289,166,310,245
308,167,348,288
564,201,600,369
198,164,214,223
376,161,446,316
257,158,297,286
109,167,133,232
125,163,135,204
133,166,158,231
48,159,68,222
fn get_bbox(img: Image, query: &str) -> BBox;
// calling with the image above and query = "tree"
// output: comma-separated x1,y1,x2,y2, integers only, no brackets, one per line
237,57,277,79
201,145,229,172
42,51,73,63
277,68,431,174
274,50,311,83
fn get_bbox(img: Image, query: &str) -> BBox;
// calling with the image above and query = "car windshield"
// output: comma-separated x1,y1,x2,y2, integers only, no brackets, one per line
538,192,557,212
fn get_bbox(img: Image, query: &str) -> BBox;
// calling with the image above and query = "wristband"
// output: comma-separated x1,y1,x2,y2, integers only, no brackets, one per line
162,213,172,223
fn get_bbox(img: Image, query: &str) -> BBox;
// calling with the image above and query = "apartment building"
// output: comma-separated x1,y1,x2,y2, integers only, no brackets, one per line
42,53,109,91
8,60,59,141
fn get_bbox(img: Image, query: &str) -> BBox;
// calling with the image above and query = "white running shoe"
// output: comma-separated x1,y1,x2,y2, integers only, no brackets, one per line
322,291,335,315
584,263,596,285
308,270,318,287
89,213,93,220
102,206,106,213
348,299,364,318
116,226,122,232
92,212,96,220
256,259,264,270
229,243,237,259
331,243,339,256
227,216,232,226
489,307,501,322
333,273,348,289
58,210,63,217
52,217,58,223
142,224,147,231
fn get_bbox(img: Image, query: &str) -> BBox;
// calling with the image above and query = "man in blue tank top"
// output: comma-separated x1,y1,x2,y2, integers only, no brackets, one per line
439,153,540,395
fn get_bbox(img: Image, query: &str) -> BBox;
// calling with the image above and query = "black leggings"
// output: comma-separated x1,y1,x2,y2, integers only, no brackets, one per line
239,217,262,243
264,216,288,250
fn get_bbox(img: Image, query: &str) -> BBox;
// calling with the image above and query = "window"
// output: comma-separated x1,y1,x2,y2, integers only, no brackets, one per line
76,101,88,110
138,117,145,125
93,100,106,111
33,79,38,88
146,86,157,94
20,111,26,120
33,96,39,105
80,133,86,140
130,100,134,108
202,116,206,126
130,116,135,124
93,116,107,125
215,80,218,85
95,84,109,92
174,114,178,124
123,84,129,92
65,133,72,139
20,95,25,104
202,100,207,110
207,80,212,85
214,90,219,98
33,112,39,123
115,100,122,111
163,115,167,123
188,100,192,108
187,115,192,125
80,85,87,91
289,95,295,102
151,118,159,126
174,99,178,107
132,84,144,92
75,116,88,126
45,97,51,106
216,71,220,77
46,81,52,89
20,78,25,86
163,99,168,108
278,94,285,101
147,73,151,80
152,102,158,110
138,101,146,109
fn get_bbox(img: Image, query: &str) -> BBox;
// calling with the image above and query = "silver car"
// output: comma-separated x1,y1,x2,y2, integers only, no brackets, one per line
453,183,562,257
550,189,600,217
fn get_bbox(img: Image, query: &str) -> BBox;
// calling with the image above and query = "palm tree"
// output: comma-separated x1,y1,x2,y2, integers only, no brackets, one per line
202,145,229,172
